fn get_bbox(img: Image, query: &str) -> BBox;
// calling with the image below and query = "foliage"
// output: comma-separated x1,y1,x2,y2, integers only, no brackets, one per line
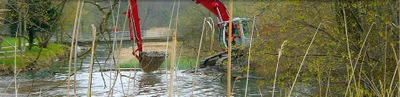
1,37,22,47
0,9,6,26
250,0,400,96
5,0,66,49
0,42,67,73
0,0,7,26
177,1,253,58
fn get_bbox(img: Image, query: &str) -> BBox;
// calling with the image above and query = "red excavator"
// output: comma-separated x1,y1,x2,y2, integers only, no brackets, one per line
125,0,252,72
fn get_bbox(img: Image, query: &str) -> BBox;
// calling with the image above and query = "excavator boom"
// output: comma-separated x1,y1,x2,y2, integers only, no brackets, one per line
125,0,165,73
125,0,142,59
194,0,230,24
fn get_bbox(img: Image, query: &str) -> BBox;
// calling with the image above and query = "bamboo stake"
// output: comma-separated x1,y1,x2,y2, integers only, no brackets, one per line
165,0,176,80
191,18,207,96
67,0,82,96
343,7,354,96
227,0,233,96
271,40,286,97
288,22,322,96
73,1,85,96
14,19,18,97
345,23,375,96
244,16,256,97
168,0,180,96
87,25,97,97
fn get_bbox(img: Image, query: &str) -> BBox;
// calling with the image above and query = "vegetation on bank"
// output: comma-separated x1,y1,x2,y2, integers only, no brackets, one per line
0,37,67,73
119,57,196,70
248,1,400,96
176,0,400,96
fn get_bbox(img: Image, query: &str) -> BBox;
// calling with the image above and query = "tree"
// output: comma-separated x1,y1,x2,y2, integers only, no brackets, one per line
5,0,66,49
0,0,8,52
0,0,7,26
250,1,400,96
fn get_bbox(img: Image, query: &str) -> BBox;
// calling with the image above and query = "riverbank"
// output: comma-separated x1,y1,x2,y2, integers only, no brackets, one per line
0,41,68,75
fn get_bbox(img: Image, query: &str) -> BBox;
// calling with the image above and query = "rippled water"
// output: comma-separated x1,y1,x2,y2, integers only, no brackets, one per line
0,43,270,97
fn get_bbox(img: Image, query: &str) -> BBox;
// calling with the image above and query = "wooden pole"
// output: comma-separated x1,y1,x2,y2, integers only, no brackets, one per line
227,0,233,96
73,1,84,96
87,25,97,97
14,15,19,97
67,0,82,96
168,0,180,96
165,0,176,79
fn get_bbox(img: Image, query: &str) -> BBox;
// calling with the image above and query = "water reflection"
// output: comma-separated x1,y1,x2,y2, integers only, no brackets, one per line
139,73,161,88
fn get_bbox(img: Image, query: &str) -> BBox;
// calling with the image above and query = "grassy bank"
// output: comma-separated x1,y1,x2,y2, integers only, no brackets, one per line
119,57,197,70
0,37,67,73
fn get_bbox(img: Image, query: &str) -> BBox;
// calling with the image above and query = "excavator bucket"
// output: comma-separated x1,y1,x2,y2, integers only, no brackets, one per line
139,51,167,73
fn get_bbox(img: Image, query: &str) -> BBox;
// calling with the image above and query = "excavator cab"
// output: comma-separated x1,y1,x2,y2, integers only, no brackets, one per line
199,18,253,68
220,18,253,49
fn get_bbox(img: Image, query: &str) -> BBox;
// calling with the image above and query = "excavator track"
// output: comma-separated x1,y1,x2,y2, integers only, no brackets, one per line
199,51,227,68
215,56,228,66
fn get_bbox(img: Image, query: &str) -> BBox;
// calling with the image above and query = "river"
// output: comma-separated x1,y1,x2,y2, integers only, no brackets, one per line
0,42,271,97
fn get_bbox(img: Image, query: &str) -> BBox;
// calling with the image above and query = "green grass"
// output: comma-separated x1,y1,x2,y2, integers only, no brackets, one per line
164,58,197,69
118,57,197,70
0,37,67,72
119,59,140,68
1,37,20,47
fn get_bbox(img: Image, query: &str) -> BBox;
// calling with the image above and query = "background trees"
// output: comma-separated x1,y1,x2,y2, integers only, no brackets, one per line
5,0,66,49
250,1,400,96
1,0,399,96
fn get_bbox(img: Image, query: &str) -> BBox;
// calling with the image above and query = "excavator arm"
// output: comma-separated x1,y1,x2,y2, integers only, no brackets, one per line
194,0,239,48
193,0,231,25
126,0,232,59
124,0,142,59
124,0,250,72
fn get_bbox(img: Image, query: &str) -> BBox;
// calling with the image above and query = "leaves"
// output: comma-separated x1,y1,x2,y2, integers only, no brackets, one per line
250,1,400,96
0,9,8,25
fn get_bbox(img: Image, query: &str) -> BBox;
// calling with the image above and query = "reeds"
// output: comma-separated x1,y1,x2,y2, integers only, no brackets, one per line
87,24,97,97
66,0,82,96
288,22,322,96
191,17,207,96
245,16,257,97
272,40,287,97
168,0,180,96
